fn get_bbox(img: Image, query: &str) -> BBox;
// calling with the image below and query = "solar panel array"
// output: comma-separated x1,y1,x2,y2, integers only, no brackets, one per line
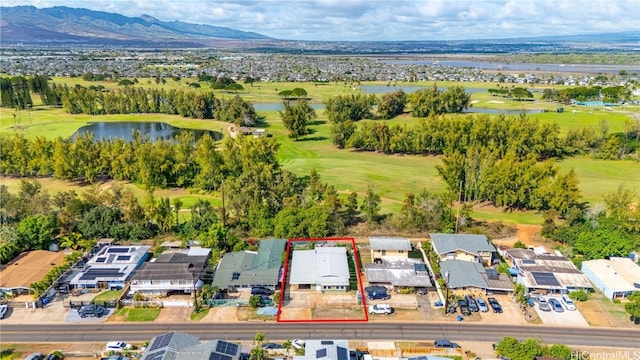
522,259,536,264
320,341,333,345
149,333,174,351
337,347,349,360
215,340,239,356
208,353,232,360
117,255,131,261
107,247,130,253
316,349,327,358
144,350,167,360
531,271,560,287
485,268,500,280
79,268,124,280
96,258,106,263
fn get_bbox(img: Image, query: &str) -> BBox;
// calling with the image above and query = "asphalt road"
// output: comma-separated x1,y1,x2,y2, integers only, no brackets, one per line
2,323,639,349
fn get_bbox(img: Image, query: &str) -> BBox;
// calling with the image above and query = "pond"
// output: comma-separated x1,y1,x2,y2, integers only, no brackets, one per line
72,122,222,142
358,85,487,94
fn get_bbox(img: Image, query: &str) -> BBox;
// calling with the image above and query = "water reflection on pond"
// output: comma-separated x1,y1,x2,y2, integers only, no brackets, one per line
73,122,222,142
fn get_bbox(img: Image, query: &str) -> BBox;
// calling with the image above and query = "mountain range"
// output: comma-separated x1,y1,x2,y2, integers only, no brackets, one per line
0,5,271,47
1,6,638,52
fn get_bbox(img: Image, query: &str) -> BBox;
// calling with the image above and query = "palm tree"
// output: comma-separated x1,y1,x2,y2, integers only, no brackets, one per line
250,333,268,360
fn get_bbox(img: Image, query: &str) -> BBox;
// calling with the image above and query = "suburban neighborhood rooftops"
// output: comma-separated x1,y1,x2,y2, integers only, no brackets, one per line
506,248,592,290
581,257,640,293
440,260,513,291
141,331,242,360
211,238,286,288
293,339,349,360
365,258,432,288
0,250,66,292
430,233,496,255
369,237,412,251
289,246,350,286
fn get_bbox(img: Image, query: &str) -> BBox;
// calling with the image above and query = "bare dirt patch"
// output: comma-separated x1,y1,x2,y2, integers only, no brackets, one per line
492,224,545,248
278,307,312,321
577,294,634,328
313,306,366,321
154,307,191,322
200,306,239,322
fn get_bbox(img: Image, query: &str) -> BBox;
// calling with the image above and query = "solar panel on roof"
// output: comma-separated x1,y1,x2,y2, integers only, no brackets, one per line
522,259,536,264
149,333,173,351
215,340,239,356
531,272,560,287
414,263,427,272
337,347,348,360
96,258,106,263
316,349,327,358
107,247,129,253
320,341,333,345
117,255,131,261
208,354,231,360
144,350,166,360
486,269,500,280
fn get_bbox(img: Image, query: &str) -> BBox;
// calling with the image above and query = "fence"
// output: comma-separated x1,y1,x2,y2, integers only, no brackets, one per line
204,299,247,307
66,300,118,309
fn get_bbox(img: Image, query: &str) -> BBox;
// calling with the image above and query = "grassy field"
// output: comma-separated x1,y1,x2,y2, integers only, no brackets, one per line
113,307,161,322
1,80,638,225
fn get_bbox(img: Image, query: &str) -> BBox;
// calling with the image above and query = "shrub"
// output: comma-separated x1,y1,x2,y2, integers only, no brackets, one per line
569,290,589,302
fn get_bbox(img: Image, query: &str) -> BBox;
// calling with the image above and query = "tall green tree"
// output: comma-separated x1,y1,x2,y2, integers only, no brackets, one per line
360,186,381,223
280,99,317,139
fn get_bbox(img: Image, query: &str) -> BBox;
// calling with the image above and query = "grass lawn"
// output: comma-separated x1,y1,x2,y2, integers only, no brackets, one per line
190,308,210,321
2,79,638,225
114,307,162,322
0,346,20,360
93,290,124,303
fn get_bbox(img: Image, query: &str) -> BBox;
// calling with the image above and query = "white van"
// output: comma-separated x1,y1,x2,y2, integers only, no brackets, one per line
105,341,132,352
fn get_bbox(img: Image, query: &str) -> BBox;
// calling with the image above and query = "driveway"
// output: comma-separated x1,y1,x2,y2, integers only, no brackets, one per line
534,297,589,327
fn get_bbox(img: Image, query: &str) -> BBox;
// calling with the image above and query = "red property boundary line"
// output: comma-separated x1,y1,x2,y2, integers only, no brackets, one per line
277,237,369,323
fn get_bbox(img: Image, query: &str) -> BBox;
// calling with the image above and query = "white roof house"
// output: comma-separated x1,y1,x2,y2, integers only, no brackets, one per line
581,257,640,300
69,245,150,289
289,247,350,291
506,248,592,293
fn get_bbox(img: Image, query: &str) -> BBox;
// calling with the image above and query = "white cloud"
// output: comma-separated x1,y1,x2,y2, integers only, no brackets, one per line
6,0,640,40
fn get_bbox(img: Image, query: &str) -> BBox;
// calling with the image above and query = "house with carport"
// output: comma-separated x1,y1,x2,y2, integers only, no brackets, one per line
430,233,496,266
505,248,592,294
289,246,350,291
211,238,286,291
581,257,640,300
439,260,513,293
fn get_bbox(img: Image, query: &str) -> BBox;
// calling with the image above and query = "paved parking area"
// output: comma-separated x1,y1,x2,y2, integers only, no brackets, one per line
65,307,111,323
533,297,589,327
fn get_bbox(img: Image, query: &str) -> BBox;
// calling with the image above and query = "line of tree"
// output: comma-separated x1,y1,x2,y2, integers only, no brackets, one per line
542,85,632,103
488,86,534,101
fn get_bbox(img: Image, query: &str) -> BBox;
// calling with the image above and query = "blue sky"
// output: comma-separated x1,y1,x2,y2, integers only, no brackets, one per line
9,0,640,41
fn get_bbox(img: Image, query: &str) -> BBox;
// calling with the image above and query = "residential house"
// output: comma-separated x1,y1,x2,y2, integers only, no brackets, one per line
141,331,242,360
505,248,592,294
365,258,432,290
430,233,496,266
0,250,66,296
129,247,211,296
68,245,149,290
212,238,286,291
369,237,412,260
439,260,513,293
581,257,640,300
289,246,350,291
294,340,350,360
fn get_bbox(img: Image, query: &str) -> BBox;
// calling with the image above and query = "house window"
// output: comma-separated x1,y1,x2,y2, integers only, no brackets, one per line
232,272,240,280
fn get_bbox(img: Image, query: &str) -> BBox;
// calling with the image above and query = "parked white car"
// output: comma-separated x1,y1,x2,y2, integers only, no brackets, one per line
561,295,576,311
292,339,306,350
368,303,394,314
105,341,132,352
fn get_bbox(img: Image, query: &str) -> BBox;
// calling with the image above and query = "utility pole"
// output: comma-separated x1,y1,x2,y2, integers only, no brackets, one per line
455,180,463,234
444,270,450,316
221,179,226,227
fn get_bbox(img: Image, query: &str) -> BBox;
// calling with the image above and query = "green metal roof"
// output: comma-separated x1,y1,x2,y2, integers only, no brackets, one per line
212,238,286,288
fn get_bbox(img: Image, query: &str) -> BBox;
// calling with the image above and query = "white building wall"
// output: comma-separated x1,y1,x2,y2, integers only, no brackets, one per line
581,263,614,300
